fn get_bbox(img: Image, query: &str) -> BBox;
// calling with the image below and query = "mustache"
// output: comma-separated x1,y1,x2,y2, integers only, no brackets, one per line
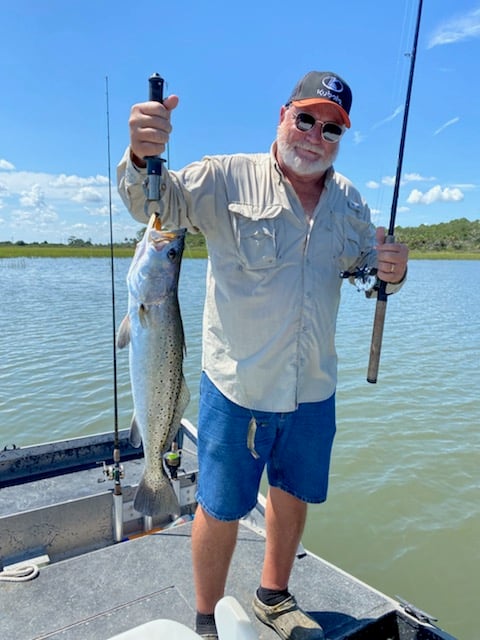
276,126,324,155
294,142,324,155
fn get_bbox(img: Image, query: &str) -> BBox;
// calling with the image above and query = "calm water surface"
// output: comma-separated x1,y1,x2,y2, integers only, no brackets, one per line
1,257,478,640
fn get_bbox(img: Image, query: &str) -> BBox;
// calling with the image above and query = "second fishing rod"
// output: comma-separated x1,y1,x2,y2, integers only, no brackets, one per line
367,0,424,384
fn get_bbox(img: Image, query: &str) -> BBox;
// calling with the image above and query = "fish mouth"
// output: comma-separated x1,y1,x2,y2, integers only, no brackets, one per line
147,214,183,248
152,214,162,232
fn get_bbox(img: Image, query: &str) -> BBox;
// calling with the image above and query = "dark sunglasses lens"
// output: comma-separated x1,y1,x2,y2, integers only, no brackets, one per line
295,113,343,142
322,122,343,142
295,113,315,131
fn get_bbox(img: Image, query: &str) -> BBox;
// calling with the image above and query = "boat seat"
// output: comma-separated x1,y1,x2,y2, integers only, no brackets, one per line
106,596,259,640
106,619,202,639
214,596,259,640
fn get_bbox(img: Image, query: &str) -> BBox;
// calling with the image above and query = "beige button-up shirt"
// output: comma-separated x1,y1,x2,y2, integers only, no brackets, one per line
118,145,399,412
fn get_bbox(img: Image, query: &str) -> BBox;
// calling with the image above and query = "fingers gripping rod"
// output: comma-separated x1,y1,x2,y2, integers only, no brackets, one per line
144,73,166,216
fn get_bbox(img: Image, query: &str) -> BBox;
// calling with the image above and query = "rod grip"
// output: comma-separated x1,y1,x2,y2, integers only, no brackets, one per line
366,233,395,383
145,73,166,186
367,295,387,383
148,73,165,103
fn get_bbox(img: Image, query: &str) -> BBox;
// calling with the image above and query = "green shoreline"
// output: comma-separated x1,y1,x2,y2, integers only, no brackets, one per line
0,245,206,259
0,245,479,260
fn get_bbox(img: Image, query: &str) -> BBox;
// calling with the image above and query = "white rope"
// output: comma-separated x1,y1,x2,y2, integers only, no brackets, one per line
0,564,40,582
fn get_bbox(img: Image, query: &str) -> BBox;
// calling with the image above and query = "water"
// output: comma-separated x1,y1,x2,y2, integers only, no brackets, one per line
1,257,478,640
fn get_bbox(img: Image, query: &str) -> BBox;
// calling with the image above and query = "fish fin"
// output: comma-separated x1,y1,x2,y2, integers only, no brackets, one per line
138,304,148,328
116,315,131,349
133,473,180,518
165,376,191,451
129,415,142,448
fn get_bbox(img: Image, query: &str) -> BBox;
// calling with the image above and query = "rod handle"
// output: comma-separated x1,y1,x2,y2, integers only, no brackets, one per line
148,72,165,103
145,73,166,193
367,293,387,383
366,234,395,383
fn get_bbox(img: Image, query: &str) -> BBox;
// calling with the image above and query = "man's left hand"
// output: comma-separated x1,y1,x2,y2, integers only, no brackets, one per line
375,227,409,284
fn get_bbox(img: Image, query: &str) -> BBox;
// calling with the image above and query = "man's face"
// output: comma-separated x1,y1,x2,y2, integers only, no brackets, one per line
276,103,344,178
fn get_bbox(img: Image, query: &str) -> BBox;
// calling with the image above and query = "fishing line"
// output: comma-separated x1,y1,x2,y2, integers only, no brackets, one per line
371,0,419,228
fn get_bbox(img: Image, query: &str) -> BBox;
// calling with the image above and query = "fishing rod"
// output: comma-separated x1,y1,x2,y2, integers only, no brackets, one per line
105,76,124,542
367,0,423,384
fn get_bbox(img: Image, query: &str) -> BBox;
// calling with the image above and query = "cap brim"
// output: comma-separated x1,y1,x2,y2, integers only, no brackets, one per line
291,98,351,128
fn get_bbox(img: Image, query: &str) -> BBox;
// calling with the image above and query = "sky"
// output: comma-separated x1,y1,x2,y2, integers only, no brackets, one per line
0,0,479,244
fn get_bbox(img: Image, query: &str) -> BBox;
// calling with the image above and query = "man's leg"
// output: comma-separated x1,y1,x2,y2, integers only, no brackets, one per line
260,486,307,590
192,504,239,614
253,486,325,639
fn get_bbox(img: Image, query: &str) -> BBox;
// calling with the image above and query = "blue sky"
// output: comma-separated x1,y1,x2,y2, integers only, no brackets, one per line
0,0,479,244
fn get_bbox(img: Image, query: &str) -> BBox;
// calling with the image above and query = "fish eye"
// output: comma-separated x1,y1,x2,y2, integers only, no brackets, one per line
167,248,178,261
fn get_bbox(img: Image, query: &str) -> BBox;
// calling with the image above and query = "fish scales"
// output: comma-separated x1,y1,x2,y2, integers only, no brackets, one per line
117,215,190,517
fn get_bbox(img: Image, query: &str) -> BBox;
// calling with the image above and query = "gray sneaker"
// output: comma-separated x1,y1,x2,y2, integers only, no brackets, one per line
252,593,324,640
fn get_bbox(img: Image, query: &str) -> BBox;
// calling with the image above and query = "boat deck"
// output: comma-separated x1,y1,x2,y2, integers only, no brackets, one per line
0,427,456,640
2,517,404,640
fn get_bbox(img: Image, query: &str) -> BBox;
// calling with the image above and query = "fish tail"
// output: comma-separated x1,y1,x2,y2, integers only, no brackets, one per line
133,474,180,518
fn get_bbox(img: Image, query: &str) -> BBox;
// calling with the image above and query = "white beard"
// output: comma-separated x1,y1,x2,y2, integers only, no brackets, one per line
276,126,338,177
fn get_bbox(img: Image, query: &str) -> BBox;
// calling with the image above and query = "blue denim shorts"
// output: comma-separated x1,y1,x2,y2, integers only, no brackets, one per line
196,372,336,521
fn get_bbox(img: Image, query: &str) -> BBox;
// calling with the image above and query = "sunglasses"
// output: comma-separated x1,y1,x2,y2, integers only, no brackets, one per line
294,112,345,143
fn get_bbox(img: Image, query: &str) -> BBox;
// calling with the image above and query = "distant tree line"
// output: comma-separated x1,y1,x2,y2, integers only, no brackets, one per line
395,218,480,252
2,218,479,254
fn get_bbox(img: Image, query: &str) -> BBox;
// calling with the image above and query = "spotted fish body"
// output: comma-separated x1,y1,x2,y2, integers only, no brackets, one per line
117,216,190,517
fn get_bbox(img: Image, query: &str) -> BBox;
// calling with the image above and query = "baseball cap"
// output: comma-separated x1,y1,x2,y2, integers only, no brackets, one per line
286,71,352,128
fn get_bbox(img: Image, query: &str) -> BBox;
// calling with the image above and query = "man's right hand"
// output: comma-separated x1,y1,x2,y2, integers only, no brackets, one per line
128,95,179,167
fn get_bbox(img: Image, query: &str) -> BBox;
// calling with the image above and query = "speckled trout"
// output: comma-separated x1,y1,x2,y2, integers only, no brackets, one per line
117,215,190,517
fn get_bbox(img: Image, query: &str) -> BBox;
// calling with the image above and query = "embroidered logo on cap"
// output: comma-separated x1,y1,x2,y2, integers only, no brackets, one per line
322,76,344,93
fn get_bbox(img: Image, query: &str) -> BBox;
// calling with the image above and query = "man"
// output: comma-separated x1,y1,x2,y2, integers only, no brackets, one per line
117,70,408,640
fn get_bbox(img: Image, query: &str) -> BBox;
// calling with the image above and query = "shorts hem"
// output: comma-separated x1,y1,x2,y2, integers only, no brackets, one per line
196,495,258,522
270,481,328,505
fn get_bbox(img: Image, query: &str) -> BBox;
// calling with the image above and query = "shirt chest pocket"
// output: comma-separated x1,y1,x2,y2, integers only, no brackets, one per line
334,210,373,272
228,203,282,270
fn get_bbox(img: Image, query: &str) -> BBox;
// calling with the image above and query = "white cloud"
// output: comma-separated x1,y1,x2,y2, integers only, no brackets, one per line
433,117,460,136
86,204,120,217
50,174,109,188
12,208,59,225
428,8,480,48
0,170,112,207
72,187,103,203
0,159,15,171
403,173,436,183
380,173,436,187
451,183,476,190
353,131,366,145
366,180,380,189
0,165,131,244
382,176,396,187
406,185,464,205
19,184,47,208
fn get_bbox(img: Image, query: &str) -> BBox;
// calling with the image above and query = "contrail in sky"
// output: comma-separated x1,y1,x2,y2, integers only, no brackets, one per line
433,117,460,136
428,8,480,48
372,105,404,129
